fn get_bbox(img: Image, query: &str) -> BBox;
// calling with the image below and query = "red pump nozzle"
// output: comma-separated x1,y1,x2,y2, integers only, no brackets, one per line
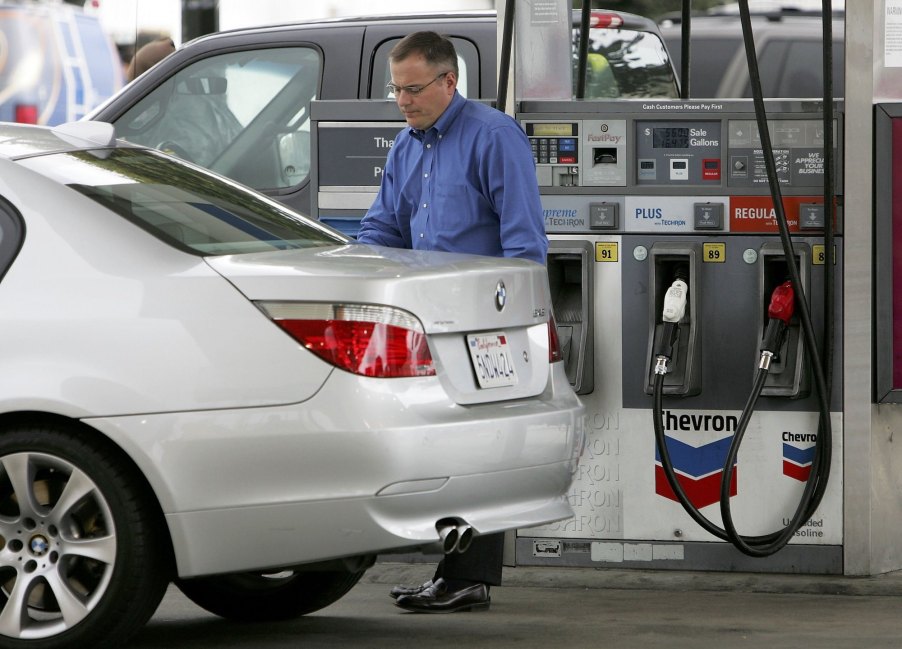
759,280,796,367
767,280,795,325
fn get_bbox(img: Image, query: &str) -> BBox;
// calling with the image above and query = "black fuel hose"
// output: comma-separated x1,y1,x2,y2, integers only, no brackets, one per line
725,0,833,555
679,0,691,99
652,0,835,557
654,370,775,545
496,0,515,114
819,0,836,403
575,3,591,99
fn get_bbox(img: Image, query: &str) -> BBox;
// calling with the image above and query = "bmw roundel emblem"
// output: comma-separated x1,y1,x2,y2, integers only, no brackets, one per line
495,280,507,311
30,535,49,556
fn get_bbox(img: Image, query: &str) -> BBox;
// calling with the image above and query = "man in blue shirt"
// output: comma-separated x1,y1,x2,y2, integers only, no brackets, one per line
357,31,547,614
357,32,547,265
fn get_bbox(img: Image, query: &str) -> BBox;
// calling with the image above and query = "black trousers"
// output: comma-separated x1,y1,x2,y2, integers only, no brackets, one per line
433,532,504,586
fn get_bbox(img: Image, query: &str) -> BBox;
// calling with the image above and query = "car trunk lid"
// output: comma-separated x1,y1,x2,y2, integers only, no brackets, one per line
206,244,557,403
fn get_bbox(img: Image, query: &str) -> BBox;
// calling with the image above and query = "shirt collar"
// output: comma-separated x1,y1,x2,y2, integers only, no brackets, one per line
409,90,465,140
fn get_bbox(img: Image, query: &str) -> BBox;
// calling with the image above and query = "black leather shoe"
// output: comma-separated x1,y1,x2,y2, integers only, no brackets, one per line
395,578,490,613
389,579,433,600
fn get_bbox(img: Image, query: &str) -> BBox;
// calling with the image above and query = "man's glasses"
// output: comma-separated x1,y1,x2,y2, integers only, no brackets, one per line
386,72,449,96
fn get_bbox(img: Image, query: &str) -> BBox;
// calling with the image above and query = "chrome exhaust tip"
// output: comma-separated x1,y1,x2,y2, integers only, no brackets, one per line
456,524,474,554
437,523,460,554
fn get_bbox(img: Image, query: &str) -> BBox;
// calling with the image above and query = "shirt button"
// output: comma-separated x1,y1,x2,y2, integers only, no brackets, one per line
423,203,427,208
419,233,424,238
426,144,432,149
424,173,428,178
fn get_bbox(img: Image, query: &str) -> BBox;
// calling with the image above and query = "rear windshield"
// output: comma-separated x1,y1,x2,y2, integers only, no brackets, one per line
573,27,679,99
20,148,347,255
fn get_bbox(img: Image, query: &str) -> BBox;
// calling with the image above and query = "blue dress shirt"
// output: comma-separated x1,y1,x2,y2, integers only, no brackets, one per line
357,92,548,265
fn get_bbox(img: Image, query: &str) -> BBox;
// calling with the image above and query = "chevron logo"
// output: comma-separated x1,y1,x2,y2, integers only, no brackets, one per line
655,435,736,509
783,442,816,482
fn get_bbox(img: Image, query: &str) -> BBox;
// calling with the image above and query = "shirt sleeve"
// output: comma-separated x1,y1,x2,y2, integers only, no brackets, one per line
357,139,409,249
483,121,549,265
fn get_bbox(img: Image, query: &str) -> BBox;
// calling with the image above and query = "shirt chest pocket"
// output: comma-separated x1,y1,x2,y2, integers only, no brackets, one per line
432,183,492,232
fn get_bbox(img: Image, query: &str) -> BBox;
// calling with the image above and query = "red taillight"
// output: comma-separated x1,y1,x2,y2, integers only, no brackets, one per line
259,302,435,378
15,104,38,124
548,314,563,363
590,12,624,28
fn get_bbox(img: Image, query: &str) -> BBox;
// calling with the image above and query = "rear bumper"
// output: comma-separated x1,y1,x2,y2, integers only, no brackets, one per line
88,363,585,577
166,462,576,577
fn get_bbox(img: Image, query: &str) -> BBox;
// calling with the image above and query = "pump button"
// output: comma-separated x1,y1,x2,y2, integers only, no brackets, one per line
799,203,825,230
637,158,656,180
590,202,619,230
694,203,723,230
702,158,721,181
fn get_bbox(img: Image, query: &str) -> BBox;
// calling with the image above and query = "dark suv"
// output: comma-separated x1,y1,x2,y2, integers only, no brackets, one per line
660,10,844,99
88,10,678,217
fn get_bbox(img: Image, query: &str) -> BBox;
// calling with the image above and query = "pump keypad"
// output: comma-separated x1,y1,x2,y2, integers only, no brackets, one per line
531,137,578,165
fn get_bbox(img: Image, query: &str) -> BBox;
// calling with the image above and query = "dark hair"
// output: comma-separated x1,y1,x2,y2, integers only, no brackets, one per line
126,36,175,82
389,31,458,76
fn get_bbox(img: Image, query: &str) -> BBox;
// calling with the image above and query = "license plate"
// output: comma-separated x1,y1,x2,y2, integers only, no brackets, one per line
467,332,517,388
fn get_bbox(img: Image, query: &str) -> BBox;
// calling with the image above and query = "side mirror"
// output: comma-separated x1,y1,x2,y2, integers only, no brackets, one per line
277,131,311,185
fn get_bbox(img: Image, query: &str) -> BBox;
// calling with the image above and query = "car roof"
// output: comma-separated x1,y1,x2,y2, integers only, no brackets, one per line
658,2,844,26
182,8,663,45
660,12,844,38
669,13,842,27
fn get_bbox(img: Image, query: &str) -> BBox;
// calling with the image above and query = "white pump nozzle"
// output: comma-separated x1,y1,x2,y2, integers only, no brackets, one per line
662,279,688,323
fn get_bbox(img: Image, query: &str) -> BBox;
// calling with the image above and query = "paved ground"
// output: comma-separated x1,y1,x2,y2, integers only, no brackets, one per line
127,562,902,648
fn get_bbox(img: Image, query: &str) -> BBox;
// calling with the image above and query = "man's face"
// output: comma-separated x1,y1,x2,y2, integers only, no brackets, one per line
389,54,455,131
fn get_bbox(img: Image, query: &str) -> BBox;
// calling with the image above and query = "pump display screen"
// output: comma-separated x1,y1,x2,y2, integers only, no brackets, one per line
528,122,577,137
653,127,690,149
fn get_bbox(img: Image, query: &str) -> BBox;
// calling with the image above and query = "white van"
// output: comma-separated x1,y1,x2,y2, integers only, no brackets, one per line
0,2,123,124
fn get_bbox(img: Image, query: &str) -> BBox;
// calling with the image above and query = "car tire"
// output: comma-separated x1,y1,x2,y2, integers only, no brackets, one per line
175,569,366,622
0,424,170,649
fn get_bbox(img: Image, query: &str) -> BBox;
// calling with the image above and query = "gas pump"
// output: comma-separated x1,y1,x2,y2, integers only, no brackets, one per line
306,0,902,577
517,98,842,572
513,0,843,572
